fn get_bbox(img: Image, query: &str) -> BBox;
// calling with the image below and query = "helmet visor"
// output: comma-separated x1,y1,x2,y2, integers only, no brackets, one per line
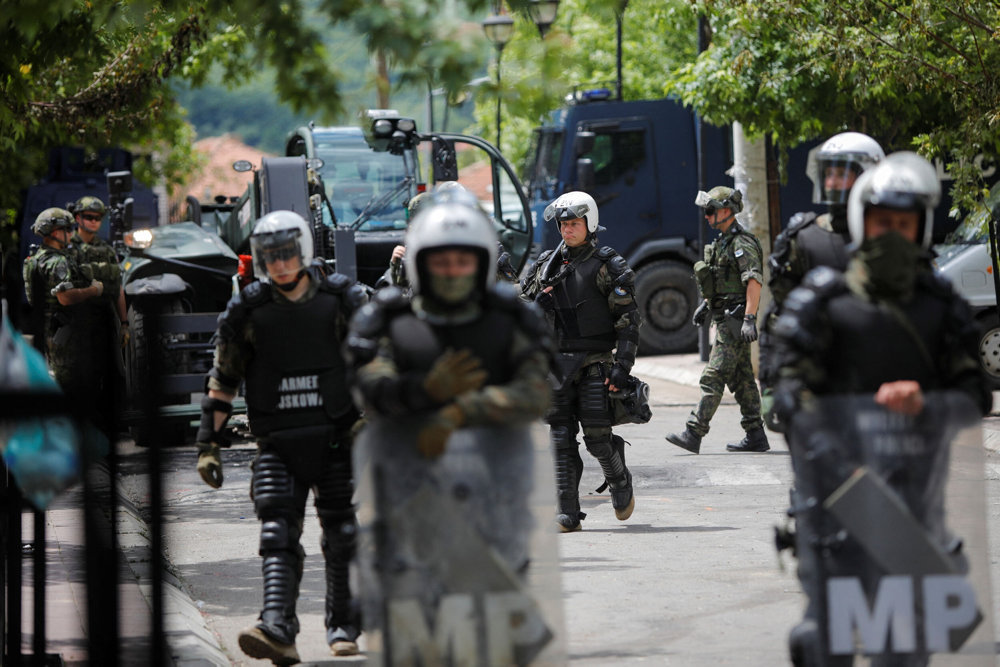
251,228,303,280
819,157,863,205
544,201,590,223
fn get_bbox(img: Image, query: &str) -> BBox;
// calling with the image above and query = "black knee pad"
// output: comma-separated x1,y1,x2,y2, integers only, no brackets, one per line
260,516,301,554
550,424,578,451
578,374,611,428
252,449,296,515
583,430,614,460
547,386,577,427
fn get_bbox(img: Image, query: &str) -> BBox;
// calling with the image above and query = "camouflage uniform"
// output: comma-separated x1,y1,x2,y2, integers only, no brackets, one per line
22,246,93,392
688,222,764,437
70,232,122,305
347,285,551,435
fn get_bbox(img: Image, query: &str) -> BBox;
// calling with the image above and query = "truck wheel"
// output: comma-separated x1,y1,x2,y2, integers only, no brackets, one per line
125,301,191,447
977,313,1000,389
634,260,699,355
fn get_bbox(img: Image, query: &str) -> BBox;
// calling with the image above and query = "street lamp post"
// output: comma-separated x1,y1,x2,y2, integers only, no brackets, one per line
616,0,629,101
527,0,559,39
482,13,514,148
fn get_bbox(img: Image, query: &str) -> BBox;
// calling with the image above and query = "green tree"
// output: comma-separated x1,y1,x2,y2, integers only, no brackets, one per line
668,0,1000,211
1,0,528,238
469,0,698,169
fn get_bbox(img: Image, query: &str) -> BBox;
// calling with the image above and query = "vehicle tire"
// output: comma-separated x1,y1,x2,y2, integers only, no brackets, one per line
977,312,1000,389
125,299,192,447
634,259,699,355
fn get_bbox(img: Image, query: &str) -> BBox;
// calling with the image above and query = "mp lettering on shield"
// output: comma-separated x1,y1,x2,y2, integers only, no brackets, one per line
827,575,980,654
276,374,323,410
388,591,551,666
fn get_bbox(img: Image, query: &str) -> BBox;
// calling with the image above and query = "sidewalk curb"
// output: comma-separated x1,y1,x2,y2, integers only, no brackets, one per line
115,486,230,666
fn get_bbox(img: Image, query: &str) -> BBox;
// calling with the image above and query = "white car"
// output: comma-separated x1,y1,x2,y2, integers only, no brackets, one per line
933,188,1000,386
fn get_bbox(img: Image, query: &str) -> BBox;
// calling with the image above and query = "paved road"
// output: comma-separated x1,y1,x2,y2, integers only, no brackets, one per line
115,363,1000,666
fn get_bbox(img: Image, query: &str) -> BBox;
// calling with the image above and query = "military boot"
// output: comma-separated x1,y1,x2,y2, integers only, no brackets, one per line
240,552,301,664
726,426,770,452
592,436,634,521
238,625,300,666
665,428,701,454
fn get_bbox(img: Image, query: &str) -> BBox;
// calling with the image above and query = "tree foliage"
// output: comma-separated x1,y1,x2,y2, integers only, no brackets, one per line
0,0,519,237
668,0,1000,210
469,0,698,169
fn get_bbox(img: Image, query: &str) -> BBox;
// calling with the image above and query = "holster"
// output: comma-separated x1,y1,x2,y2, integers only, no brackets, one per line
712,301,745,338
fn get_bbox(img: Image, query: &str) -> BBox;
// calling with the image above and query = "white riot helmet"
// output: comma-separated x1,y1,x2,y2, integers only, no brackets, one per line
806,132,885,205
404,201,498,299
544,191,599,234
249,210,314,284
847,151,941,249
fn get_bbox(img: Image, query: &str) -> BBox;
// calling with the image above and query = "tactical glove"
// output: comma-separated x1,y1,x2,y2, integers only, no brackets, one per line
533,289,556,312
416,404,464,459
197,442,223,488
692,300,710,327
607,363,630,393
741,314,758,343
423,349,487,403
91,279,104,297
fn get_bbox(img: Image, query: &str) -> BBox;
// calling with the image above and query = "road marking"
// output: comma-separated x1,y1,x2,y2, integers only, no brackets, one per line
704,465,783,486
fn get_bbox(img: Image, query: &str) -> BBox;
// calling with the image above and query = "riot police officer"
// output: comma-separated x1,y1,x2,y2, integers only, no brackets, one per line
759,133,884,428
521,191,640,532
664,186,769,454
195,210,367,663
770,152,992,665
22,208,106,403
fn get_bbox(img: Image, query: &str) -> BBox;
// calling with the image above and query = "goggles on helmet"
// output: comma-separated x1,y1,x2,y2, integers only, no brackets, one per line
544,202,591,223
694,191,729,211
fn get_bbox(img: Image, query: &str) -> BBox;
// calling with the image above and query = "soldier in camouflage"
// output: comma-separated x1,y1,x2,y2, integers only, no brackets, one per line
665,186,769,454
22,208,107,403
70,196,128,342
521,191,640,532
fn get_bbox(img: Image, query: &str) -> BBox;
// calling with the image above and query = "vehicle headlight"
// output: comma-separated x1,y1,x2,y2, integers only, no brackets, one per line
125,228,154,249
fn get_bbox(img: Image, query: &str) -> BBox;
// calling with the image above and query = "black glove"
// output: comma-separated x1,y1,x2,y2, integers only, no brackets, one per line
534,289,555,312
607,363,630,393
741,314,758,343
692,300,709,327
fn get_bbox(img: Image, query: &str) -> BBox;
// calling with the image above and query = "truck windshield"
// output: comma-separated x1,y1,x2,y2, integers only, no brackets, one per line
526,129,563,198
313,139,410,231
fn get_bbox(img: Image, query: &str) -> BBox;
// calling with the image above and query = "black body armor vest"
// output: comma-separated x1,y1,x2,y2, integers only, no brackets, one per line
244,288,353,435
797,223,849,273
388,302,517,385
823,288,951,394
545,253,615,353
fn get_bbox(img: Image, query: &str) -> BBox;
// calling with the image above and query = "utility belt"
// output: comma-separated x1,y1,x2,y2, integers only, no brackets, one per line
710,297,747,338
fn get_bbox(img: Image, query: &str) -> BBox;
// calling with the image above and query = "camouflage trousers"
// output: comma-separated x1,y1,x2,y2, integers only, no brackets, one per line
686,318,762,437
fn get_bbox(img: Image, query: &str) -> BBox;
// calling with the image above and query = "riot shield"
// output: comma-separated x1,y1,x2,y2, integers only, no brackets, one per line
354,418,566,666
785,391,994,666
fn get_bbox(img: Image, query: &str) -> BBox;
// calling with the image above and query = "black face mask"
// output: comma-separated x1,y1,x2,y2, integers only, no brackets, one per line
273,270,305,292
855,231,922,300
